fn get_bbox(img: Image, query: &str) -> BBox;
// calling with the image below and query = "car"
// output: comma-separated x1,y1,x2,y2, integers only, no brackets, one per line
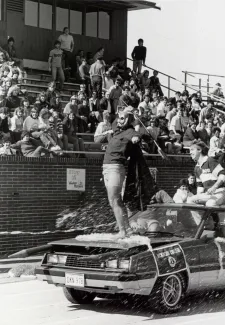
35,203,225,314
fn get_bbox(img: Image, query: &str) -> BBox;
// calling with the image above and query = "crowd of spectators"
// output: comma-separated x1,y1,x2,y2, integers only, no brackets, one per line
0,31,225,158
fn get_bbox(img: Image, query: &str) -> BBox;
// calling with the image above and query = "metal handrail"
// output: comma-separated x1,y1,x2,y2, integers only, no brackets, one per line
182,71,225,79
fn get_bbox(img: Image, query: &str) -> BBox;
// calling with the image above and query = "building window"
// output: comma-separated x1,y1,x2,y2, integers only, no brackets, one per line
85,10,110,39
98,11,110,40
25,0,52,30
0,0,2,20
86,12,97,38
70,10,82,35
56,2,69,32
39,2,52,30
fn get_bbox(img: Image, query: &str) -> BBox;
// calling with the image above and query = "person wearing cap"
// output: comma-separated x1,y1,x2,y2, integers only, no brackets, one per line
94,111,113,144
173,179,193,203
103,106,142,238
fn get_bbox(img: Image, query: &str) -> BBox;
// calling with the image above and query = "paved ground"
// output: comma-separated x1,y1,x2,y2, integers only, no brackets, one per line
1,280,225,325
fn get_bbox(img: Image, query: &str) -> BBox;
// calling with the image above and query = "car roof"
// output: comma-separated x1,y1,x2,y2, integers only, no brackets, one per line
147,203,225,212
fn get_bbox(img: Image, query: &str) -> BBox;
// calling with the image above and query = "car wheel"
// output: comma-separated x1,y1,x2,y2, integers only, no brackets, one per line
63,287,96,304
149,273,186,314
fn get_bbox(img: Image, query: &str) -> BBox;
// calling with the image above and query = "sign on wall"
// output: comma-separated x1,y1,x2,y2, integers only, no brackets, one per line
67,169,86,191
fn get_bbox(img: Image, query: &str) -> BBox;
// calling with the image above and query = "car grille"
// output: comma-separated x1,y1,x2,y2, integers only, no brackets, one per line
65,255,102,269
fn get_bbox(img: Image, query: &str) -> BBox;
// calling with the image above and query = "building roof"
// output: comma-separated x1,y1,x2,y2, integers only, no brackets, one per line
72,1,161,11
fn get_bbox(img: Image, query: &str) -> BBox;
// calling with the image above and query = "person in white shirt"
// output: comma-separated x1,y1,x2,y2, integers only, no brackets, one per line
94,111,113,143
169,110,185,141
138,94,151,116
58,27,74,73
157,97,168,117
208,127,224,157
103,71,114,92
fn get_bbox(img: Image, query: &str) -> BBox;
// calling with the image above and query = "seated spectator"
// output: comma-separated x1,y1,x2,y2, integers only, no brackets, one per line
11,67,23,85
89,91,102,131
94,111,113,143
173,179,193,203
0,137,17,156
13,131,50,158
78,84,88,100
21,98,31,118
23,107,40,132
206,120,213,138
34,92,50,113
45,81,57,103
208,126,224,158
149,94,159,116
10,107,24,143
146,118,160,153
169,109,185,142
182,109,190,131
157,97,168,117
197,121,209,145
149,70,163,96
0,65,12,84
199,101,215,124
78,98,90,122
183,122,199,147
138,94,151,116
2,77,12,94
62,112,84,152
6,85,21,112
165,102,176,127
101,92,112,114
103,71,114,92
187,173,197,195
64,95,79,116
170,91,181,107
0,107,11,143
49,111,67,150
50,93,63,118
139,70,150,92
3,37,23,69
129,77,139,93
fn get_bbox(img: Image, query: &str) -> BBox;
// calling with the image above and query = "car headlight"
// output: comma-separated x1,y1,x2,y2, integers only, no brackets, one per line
105,259,118,268
47,254,58,264
47,254,67,265
118,259,130,270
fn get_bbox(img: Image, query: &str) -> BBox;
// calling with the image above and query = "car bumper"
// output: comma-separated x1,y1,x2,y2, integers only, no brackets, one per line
36,266,156,296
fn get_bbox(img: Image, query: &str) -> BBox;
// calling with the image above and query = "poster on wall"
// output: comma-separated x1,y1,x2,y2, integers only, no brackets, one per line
67,169,86,191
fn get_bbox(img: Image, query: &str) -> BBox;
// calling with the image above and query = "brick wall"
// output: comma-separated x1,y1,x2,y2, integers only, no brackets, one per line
0,156,194,257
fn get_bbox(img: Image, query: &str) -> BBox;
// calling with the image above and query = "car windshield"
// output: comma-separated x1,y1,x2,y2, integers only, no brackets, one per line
130,206,205,238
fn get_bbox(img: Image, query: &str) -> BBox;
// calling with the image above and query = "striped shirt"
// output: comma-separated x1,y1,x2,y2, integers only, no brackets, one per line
195,156,225,191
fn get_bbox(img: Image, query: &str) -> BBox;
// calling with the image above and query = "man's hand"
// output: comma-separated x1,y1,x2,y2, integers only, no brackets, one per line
207,186,216,195
132,136,140,144
107,130,114,134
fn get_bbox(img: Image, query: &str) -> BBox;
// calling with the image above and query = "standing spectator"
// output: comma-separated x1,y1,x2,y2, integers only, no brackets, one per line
93,47,105,62
10,107,24,142
48,41,64,91
149,70,163,96
63,112,84,152
58,27,74,74
103,71,114,92
3,37,23,68
79,58,90,96
94,111,113,144
108,79,123,115
89,57,105,99
131,39,146,74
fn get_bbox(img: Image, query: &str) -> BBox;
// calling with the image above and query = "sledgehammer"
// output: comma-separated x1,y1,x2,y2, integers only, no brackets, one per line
8,244,52,259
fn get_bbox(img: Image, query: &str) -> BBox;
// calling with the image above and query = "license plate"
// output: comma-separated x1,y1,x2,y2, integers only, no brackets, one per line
65,273,85,287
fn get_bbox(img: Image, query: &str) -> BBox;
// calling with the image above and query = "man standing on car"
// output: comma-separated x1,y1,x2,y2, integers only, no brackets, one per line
188,141,225,206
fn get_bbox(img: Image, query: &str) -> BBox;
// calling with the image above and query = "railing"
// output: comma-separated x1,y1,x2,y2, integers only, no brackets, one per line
127,58,178,97
182,70,225,96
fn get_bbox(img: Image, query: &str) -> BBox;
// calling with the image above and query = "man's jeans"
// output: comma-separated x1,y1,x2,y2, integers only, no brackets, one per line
187,188,225,207
92,76,103,99
52,66,65,90
133,60,143,74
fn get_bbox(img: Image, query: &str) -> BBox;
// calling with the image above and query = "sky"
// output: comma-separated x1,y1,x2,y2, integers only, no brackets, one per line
127,0,225,94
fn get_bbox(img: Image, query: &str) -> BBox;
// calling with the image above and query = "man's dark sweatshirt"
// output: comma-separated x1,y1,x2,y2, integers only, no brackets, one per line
131,46,147,62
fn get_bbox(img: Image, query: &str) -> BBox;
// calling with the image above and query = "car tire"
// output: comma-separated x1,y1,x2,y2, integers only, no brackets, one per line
149,273,186,314
63,287,96,304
